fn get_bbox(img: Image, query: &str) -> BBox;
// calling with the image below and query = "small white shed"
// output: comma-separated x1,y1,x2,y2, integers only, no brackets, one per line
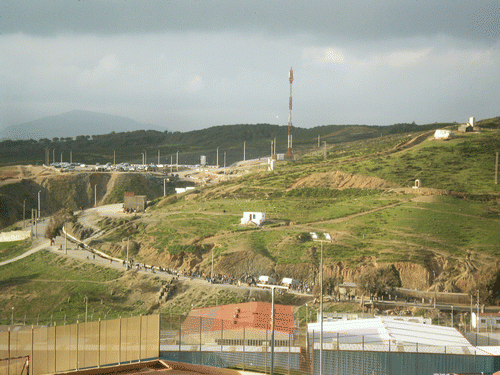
258,275,276,285
434,129,454,140
281,278,299,288
241,212,265,226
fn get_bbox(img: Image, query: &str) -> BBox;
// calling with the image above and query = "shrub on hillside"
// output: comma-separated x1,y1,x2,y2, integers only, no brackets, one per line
44,208,76,239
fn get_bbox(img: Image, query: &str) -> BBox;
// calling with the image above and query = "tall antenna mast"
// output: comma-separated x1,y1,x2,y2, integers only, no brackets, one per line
287,67,294,159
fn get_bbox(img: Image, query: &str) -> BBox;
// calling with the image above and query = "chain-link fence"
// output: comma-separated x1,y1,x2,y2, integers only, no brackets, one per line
0,315,159,375
160,314,499,375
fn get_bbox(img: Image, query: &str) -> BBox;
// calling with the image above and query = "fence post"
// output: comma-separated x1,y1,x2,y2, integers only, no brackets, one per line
178,315,182,361
139,315,142,363
311,330,314,375
118,317,122,365
199,316,202,365
220,319,223,355
337,332,339,375
98,319,101,368
362,335,364,375
243,327,245,372
7,327,10,375
415,342,419,374
288,332,291,375
54,322,57,373
388,339,390,375
265,327,268,375
31,326,34,375
76,321,79,370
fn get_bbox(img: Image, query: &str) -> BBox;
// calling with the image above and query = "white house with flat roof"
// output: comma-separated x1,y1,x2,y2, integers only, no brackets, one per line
241,212,265,226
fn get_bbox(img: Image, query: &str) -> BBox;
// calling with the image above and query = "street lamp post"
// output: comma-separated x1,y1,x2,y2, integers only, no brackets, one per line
433,271,436,309
38,190,41,219
311,232,332,375
257,283,288,375
84,296,88,323
11,307,14,326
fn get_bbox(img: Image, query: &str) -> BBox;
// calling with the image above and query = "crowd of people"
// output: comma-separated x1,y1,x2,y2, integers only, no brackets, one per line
78,242,314,295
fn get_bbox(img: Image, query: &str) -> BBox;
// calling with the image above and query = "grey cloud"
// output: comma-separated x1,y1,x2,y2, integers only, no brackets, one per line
2,1,499,44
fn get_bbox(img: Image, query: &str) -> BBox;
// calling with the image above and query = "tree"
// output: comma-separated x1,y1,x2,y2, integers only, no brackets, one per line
44,208,76,239
356,265,401,299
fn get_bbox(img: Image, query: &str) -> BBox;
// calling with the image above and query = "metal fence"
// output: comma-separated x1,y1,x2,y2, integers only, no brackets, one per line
0,315,159,375
159,314,500,375
2,314,499,375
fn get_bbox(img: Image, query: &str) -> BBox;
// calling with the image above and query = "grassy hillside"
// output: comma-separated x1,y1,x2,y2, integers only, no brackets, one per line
87,125,500,303
1,119,499,322
0,122,453,167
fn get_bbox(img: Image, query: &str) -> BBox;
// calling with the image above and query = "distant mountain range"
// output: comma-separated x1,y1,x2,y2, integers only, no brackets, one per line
0,110,168,140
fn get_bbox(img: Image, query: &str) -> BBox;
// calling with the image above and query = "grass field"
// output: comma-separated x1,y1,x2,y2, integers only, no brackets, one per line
0,250,158,325
0,240,31,262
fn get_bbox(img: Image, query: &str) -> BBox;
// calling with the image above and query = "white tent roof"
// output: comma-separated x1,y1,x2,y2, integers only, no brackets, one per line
307,317,473,347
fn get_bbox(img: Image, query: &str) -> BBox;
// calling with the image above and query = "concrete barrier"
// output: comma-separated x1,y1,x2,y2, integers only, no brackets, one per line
0,229,31,243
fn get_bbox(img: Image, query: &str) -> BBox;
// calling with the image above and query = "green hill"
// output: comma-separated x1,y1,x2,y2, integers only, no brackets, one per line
1,117,499,323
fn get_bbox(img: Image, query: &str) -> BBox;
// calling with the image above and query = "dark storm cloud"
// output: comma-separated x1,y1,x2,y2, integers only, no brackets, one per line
2,0,499,44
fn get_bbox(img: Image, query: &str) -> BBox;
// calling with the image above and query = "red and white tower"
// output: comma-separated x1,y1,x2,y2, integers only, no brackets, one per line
287,67,294,159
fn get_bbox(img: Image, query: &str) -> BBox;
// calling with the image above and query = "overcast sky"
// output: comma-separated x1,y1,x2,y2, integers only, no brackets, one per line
1,1,499,132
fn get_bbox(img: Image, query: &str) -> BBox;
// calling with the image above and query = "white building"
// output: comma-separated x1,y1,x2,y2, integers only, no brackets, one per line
472,312,500,330
434,129,454,140
258,275,276,285
307,317,473,349
175,187,196,194
241,212,265,226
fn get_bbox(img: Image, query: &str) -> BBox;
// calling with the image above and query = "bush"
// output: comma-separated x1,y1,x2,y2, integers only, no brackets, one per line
44,208,76,239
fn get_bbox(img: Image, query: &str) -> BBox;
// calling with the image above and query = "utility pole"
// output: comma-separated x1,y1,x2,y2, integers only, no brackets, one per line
323,141,327,160
84,296,88,323
163,179,166,196
320,240,324,375
113,150,116,166
271,140,274,157
243,141,246,161
158,150,160,165
176,151,179,172
495,151,498,185
477,289,480,334
38,191,41,219
287,67,293,159
318,135,320,147
170,156,173,174
470,294,473,332
257,284,288,375
224,151,226,170
311,233,331,375
94,185,97,207
274,138,276,155
433,271,436,309
216,147,219,167
23,200,26,228
60,153,63,163
70,150,72,164
53,149,55,164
